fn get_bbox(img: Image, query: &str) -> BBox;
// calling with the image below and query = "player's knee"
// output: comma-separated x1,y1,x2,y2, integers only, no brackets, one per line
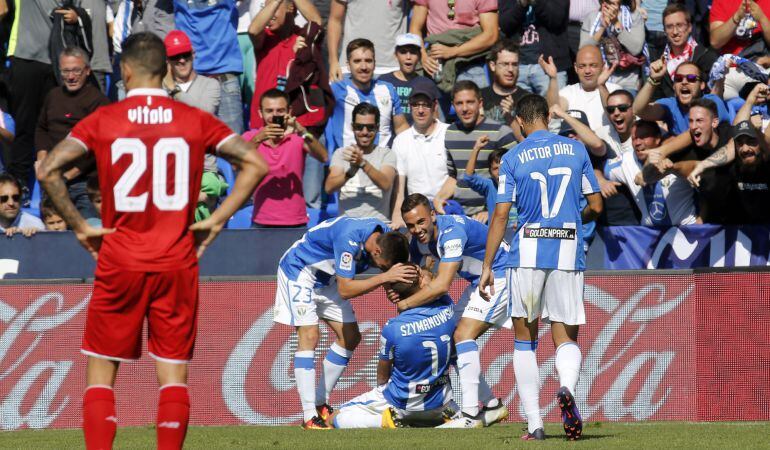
297,326,321,350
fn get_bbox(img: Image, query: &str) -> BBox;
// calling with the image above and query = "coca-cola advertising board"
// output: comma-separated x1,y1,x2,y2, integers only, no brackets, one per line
1,272,768,430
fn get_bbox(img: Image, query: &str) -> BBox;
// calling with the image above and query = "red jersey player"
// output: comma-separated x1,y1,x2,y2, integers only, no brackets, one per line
37,33,268,450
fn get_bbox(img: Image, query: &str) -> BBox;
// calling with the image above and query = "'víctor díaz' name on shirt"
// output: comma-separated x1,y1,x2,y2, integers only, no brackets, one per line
518,142,575,164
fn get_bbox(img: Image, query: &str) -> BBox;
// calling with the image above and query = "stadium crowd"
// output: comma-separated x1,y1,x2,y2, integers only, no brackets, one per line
1,0,770,236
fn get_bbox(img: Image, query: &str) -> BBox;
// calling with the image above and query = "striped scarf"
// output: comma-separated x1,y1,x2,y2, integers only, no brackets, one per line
589,6,650,77
662,36,698,79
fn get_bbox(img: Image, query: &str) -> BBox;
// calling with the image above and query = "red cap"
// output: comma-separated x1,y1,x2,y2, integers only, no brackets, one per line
164,30,193,58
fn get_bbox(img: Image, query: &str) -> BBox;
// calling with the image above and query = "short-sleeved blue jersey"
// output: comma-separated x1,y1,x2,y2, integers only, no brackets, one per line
409,215,508,283
496,130,600,271
379,295,455,411
278,217,387,284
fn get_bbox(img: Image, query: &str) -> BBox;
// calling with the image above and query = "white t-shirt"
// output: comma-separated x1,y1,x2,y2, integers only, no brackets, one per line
605,151,697,226
392,122,452,200
560,82,621,146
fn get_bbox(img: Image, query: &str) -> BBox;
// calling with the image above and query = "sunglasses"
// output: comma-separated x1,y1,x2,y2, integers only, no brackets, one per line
0,194,20,204
447,0,455,20
352,123,377,132
170,52,192,62
674,74,700,83
605,104,632,113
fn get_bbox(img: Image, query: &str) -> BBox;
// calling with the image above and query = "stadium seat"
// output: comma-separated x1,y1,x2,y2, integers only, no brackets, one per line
216,157,236,195
228,205,253,229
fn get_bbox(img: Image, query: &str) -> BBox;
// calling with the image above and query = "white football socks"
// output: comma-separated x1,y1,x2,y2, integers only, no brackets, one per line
294,350,317,422
332,411,382,429
316,342,353,406
479,376,497,408
555,341,582,394
455,340,481,416
513,339,542,433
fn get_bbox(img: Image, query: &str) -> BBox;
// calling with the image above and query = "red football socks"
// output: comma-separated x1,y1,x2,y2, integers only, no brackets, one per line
83,385,117,450
157,384,190,450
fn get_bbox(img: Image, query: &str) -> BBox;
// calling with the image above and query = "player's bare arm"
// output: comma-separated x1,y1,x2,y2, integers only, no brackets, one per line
397,261,461,312
376,359,392,386
581,192,603,223
190,136,267,257
37,138,115,259
480,202,512,300
336,263,418,300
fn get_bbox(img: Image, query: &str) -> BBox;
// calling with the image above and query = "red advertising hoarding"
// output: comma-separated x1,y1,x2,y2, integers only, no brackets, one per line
1,272,768,430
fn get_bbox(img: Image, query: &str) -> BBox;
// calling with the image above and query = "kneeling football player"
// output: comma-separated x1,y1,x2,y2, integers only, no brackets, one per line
329,266,456,428
274,217,416,429
399,193,510,428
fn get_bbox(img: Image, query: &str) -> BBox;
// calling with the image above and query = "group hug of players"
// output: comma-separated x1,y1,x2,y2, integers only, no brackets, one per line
274,94,602,441
36,32,601,449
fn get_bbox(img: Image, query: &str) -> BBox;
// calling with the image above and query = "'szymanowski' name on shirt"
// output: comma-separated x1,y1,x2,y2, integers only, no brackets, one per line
400,308,454,336
518,142,575,164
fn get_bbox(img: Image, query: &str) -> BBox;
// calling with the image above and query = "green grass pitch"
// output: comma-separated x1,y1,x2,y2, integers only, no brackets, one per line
2,422,769,449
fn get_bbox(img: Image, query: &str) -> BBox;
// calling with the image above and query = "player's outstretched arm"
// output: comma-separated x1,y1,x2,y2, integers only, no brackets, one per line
190,136,268,257
397,261,460,312
336,263,418,300
37,138,115,259
480,202,511,301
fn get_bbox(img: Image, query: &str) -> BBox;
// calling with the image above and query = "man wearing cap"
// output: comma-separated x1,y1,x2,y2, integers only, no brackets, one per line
380,33,442,126
391,86,457,229
327,0,408,81
163,30,220,116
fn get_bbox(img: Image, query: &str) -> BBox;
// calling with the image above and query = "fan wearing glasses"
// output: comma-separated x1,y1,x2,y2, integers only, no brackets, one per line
0,173,44,237
633,61,730,136
325,103,397,223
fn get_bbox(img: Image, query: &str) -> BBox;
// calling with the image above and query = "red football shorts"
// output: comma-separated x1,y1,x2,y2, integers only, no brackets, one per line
82,265,199,363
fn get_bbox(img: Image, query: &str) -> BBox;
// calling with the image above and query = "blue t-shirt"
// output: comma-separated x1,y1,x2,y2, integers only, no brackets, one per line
325,78,403,158
655,94,730,135
173,0,243,75
278,217,387,285
409,214,508,282
379,295,455,411
497,130,600,271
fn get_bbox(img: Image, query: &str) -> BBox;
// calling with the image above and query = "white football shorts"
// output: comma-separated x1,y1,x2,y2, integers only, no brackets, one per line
506,267,585,325
333,386,446,429
458,275,512,329
274,267,356,326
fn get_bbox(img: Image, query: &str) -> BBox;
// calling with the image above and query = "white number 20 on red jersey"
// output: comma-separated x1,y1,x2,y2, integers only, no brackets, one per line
111,137,190,212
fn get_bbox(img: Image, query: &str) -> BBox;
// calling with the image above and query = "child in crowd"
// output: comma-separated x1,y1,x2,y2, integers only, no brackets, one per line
463,137,517,227
40,198,67,231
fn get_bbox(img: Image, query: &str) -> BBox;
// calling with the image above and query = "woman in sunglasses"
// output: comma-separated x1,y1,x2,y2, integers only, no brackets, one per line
0,173,44,237
325,103,397,223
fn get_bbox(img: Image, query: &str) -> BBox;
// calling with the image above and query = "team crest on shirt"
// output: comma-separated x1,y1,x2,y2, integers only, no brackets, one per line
340,252,353,271
296,306,307,317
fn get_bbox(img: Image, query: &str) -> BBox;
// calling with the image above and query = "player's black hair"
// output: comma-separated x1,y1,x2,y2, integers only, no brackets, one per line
121,32,167,79
39,198,61,220
488,148,508,167
488,38,520,63
260,88,290,108
352,102,380,125
400,193,432,216
346,38,375,59
516,94,550,125
608,89,634,105
634,119,662,138
0,172,21,192
388,263,420,298
451,80,481,101
376,231,410,266
689,97,718,119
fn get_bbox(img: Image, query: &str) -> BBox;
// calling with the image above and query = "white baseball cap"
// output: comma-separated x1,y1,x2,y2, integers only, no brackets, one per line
395,33,423,49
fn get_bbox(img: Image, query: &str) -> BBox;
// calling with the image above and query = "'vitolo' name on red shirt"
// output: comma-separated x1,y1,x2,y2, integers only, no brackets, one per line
128,106,173,125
